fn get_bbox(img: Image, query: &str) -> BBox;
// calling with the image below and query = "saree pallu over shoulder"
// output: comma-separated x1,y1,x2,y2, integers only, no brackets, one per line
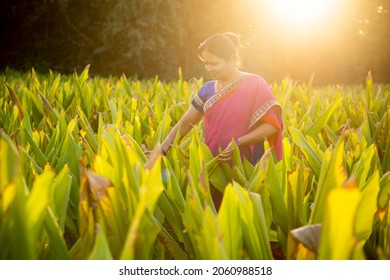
249,99,282,130
203,77,243,113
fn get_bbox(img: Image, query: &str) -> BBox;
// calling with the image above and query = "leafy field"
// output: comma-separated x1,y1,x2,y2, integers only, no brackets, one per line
1,66,389,260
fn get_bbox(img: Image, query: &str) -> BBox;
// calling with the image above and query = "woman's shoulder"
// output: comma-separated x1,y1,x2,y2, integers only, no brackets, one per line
191,80,215,112
241,72,268,85
241,72,273,94
200,80,215,90
198,80,216,100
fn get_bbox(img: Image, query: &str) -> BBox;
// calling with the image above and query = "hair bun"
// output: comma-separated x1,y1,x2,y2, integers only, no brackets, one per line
224,32,240,47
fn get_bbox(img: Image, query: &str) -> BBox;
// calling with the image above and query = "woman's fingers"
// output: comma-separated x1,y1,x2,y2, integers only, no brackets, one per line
218,147,234,162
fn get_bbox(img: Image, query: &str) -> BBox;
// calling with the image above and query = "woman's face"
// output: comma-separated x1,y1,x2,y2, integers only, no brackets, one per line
200,50,232,80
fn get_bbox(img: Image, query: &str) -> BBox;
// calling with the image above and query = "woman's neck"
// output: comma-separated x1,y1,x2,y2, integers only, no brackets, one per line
215,69,243,91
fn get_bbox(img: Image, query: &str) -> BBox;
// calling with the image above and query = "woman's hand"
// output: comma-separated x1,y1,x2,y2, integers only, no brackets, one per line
218,141,235,162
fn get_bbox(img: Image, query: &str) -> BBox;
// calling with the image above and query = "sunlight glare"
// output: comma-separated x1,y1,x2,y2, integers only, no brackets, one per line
266,0,337,31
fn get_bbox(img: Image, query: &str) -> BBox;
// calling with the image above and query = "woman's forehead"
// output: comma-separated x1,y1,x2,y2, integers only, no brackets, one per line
200,50,223,62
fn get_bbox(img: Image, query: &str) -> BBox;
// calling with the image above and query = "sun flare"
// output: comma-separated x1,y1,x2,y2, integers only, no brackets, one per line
265,0,337,31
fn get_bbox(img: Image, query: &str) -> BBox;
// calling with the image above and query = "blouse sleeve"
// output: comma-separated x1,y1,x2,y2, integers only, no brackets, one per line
191,81,215,113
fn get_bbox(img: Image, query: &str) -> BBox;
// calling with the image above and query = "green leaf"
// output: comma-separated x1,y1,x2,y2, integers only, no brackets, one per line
382,120,390,173
197,206,227,259
78,64,90,85
0,130,20,188
26,166,53,231
305,98,342,138
50,165,72,231
266,155,288,237
218,184,242,259
44,208,71,260
288,126,322,178
310,138,347,224
88,230,113,260
318,179,362,260
355,170,380,241
21,114,48,168
120,157,164,259
232,183,273,259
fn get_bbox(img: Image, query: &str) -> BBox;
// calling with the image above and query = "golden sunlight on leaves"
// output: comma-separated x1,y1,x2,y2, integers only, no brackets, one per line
318,178,361,259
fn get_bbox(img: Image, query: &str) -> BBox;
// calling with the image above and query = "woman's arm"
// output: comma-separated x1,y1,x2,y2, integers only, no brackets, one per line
160,106,203,153
237,122,278,147
218,122,279,162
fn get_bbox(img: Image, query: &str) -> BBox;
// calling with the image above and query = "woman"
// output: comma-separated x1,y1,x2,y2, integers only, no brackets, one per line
158,32,283,164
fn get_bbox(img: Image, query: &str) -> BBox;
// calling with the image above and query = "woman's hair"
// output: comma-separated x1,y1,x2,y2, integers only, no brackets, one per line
198,32,241,63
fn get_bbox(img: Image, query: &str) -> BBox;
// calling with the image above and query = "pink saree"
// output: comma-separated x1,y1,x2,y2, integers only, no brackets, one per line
192,74,283,163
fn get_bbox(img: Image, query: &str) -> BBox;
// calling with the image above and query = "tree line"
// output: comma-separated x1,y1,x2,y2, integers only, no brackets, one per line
1,0,389,84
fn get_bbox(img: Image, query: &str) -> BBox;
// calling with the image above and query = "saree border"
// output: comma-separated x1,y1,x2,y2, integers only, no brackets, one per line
249,99,281,129
203,77,243,112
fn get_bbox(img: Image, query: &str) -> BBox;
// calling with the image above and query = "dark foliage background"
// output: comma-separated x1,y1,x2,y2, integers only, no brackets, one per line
1,0,389,84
